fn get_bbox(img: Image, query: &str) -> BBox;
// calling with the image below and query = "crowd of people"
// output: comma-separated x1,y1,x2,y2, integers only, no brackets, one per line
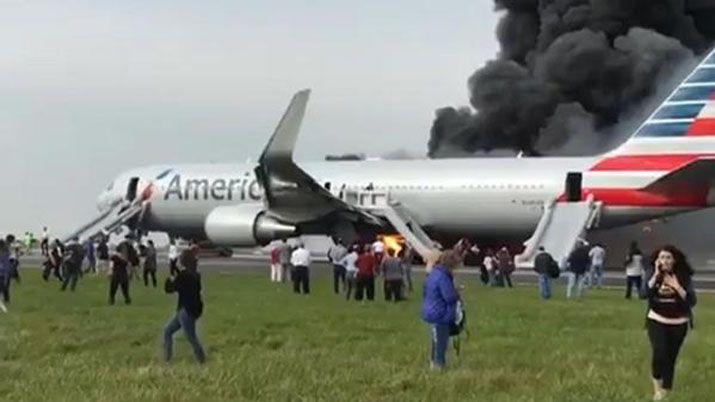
270,236,415,302
1,229,207,365
0,226,701,399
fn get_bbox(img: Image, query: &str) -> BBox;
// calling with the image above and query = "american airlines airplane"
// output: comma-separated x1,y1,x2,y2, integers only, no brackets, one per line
83,48,715,264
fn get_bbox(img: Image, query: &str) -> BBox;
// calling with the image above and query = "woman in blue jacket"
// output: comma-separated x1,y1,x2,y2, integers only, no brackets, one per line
422,249,462,369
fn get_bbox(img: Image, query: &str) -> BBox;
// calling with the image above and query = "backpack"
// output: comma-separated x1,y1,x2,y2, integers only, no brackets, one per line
450,303,466,336
450,302,468,356
548,259,560,279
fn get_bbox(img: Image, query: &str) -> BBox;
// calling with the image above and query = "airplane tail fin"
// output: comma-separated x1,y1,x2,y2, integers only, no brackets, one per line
611,47,715,157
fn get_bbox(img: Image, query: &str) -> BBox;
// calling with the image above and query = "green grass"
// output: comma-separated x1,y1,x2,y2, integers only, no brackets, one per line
0,270,713,402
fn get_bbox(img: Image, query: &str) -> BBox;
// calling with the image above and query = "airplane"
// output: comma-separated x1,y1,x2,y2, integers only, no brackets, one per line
82,47,715,266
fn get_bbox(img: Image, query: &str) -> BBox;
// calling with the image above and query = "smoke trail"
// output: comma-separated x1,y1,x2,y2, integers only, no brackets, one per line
429,1,714,157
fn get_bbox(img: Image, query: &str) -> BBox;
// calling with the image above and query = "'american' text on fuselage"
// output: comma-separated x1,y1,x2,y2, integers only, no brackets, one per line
164,174,263,201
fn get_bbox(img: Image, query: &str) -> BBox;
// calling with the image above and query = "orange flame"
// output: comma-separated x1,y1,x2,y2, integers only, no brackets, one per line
381,234,404,255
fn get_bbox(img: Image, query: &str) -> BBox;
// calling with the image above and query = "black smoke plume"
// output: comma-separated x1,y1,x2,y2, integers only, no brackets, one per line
429,0,715,158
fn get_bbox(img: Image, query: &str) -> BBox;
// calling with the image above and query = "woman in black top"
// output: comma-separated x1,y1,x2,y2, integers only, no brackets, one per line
645,245,697,401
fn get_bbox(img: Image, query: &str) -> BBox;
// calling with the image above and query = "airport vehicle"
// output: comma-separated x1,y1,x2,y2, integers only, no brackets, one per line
74,49,715,266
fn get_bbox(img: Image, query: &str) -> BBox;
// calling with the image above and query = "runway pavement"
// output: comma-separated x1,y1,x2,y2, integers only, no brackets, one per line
19,252,715,291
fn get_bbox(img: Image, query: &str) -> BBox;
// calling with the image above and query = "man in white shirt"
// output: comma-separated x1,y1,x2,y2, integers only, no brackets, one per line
168,239,180,276
41,227,50,257
588,243,606,289
290,242,311,295
327,238,348,294
372,237,385,266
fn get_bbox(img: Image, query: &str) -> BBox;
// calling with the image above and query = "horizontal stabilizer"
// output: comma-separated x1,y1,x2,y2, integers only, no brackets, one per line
644,157,715,193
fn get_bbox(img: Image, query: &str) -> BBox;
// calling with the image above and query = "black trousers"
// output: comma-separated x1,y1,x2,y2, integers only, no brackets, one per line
169,258,179,276
61,267,81,292
0,275,9,303
504,272,513,288
626,275,642,299
647,319,688,390
384,279,403,302
292,266,310,294
479,266,489,285
333,265,346,294
144,268,157,287
356,276,375,301
109,275,131,304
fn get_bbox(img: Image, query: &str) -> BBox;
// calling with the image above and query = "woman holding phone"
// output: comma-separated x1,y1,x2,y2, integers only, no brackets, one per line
645,245,697,401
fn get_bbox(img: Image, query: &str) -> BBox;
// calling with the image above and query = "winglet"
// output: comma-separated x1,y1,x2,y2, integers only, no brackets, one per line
259,89,311,165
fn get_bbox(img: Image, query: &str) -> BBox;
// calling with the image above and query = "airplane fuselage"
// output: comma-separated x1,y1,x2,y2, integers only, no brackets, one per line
101,156,700,243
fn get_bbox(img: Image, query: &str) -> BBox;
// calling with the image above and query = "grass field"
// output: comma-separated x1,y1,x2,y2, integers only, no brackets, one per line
0,270,713,402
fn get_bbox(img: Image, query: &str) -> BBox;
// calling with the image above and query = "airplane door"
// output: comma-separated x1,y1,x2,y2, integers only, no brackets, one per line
126,177,140,201
565,172,582,202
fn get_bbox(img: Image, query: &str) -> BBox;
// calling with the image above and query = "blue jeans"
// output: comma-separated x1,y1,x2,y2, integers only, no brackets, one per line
590,264,603,288
164,308,206,363
429,324,451,368
565,272,588,299
539,274,551,300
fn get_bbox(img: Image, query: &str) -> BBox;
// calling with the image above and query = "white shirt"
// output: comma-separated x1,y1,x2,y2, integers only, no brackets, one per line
42,230,49,240
625,254,644,277
484,256,494,271
589,246,605,266
372,241,385,253
291,247,311,267
168,245,179,260
340,252,359,273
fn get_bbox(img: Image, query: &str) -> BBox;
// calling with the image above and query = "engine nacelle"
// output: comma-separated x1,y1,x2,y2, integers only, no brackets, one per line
204,204,296,246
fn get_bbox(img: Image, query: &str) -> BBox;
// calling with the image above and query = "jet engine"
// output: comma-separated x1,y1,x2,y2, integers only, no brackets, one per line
204,204,296,246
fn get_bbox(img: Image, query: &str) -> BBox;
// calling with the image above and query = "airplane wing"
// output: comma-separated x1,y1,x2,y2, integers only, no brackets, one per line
254,90,379,224
644,157,715,193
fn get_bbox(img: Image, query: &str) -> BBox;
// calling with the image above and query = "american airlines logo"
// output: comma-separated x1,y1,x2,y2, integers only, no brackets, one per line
164,174,263,201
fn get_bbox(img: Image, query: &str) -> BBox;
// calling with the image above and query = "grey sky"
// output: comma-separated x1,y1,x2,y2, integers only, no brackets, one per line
0,1,500,235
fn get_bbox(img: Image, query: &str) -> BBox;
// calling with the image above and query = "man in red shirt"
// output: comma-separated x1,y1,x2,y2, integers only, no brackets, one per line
355,244,377,301
270,245,281,282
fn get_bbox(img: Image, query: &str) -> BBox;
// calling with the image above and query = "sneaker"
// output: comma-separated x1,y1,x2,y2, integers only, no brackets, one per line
0,303,7,313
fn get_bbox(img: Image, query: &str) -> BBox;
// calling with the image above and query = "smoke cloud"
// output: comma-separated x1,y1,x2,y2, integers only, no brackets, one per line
429,0,715,157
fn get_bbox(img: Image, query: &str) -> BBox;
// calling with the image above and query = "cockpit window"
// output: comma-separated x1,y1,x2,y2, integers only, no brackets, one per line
106,182,114,191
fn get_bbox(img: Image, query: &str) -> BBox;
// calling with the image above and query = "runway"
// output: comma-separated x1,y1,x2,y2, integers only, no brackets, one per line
19,252,715,291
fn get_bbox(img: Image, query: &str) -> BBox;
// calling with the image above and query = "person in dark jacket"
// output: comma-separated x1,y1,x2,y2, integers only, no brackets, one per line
108,250,131,305
496,247,514,288
421,249,462,369
0,240,11,307
97,236,110,273
143,240,158,287
645,245,697,401
534,246,555,300
116,235,140,280
61,238,85,292
566,241,590,299
163,258,206,364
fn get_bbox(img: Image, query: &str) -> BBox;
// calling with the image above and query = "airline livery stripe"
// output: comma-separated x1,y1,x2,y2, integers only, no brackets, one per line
686,67,715,83
614,137,715,155
653,104,705,119
590,154,697,171
584,171,664,189
669,85,715,102
687,118,715,136
635,122,690,137
579,188,709,207
696,101,715,118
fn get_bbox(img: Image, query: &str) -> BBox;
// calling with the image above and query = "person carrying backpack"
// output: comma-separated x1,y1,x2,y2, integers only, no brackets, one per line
496,247,514,288
566,240,590,299
163,256,206,364
534,246,556,300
